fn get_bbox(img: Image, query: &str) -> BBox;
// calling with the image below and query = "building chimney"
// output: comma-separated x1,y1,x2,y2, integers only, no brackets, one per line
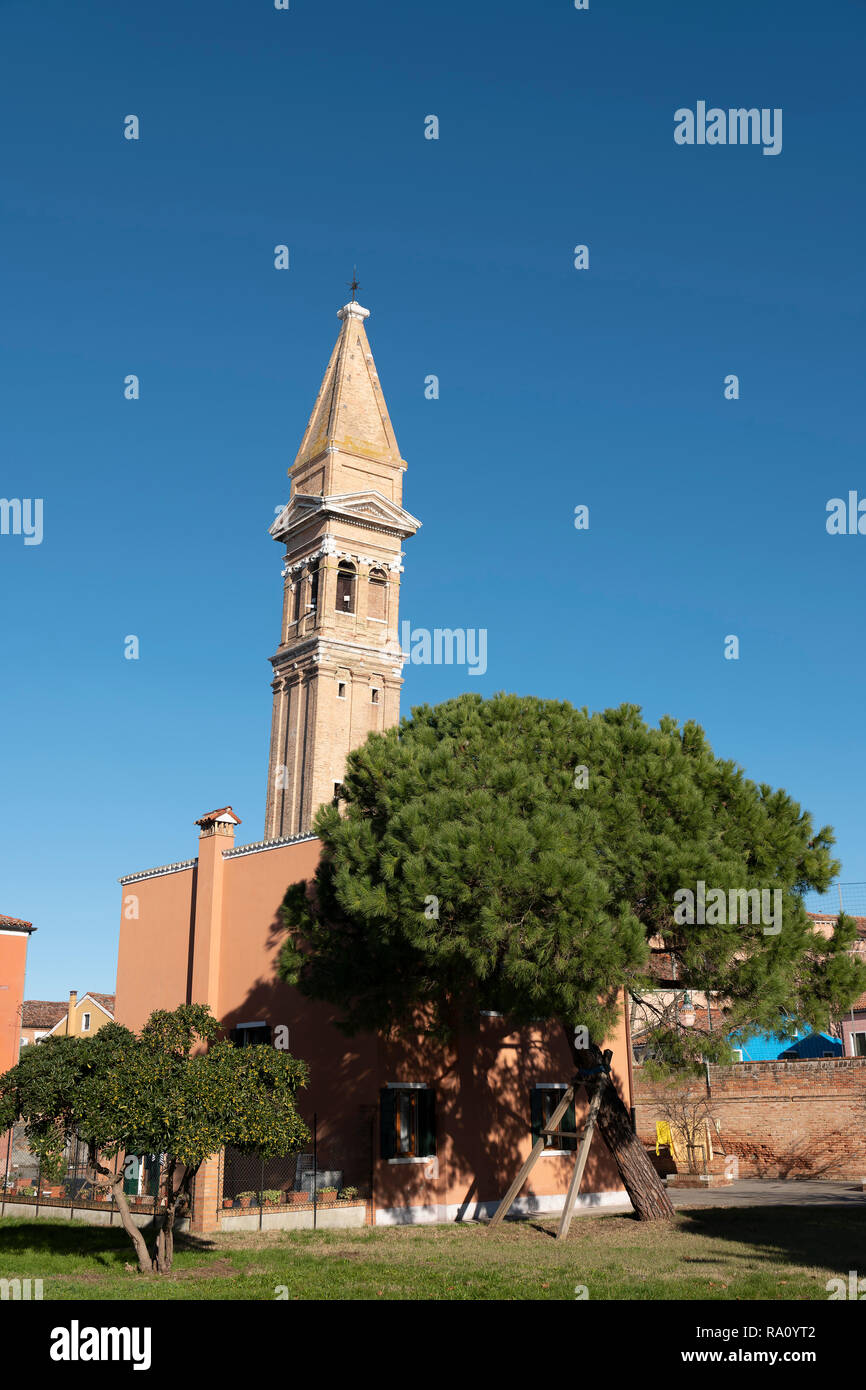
194,806,242,839
189,807,242,1016
67,990,77,1035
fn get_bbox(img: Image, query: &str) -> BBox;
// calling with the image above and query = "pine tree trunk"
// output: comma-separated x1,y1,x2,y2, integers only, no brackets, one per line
567,1030,674,1221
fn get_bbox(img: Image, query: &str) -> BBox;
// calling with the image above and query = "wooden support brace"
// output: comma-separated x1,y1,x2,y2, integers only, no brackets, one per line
555,1075,606,1240
487,1085,576,1230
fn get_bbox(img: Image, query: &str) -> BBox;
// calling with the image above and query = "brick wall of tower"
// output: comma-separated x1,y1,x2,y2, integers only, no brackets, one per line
266,536,410,839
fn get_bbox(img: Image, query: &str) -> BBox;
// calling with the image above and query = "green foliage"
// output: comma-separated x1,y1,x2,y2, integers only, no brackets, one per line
0,1003,310,1180
278,693,865,1054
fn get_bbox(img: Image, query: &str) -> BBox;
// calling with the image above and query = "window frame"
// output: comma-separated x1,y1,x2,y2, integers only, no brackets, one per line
531,1083,578,1155
335,561,356,614
231,1021,272,1047
380,1084,436,1163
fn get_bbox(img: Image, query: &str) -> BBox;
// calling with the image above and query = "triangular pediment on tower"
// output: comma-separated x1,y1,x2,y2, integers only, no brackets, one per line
270,490,421,542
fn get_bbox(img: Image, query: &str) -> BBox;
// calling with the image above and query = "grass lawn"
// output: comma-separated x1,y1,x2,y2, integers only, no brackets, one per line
0,1206,860,1300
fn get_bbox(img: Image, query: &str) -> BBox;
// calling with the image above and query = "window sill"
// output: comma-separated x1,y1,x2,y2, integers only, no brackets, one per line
387,1156,435,1165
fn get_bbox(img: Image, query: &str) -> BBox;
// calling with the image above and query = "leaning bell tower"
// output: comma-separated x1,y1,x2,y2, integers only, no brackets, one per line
264,297,421,839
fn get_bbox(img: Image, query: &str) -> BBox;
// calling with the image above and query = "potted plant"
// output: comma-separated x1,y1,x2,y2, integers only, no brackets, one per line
262,1189,282,1206
338,1186,359,1202
222,1198,234,1209
236,1191,256,1209
318,1186,338,1206
286,1190,307,1206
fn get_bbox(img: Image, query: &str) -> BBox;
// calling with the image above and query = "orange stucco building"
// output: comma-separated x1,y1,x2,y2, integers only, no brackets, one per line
114,298,630,1226
0,915,34,1077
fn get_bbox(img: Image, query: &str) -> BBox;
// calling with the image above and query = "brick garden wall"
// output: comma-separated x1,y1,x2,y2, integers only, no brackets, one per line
634,1059,866,1179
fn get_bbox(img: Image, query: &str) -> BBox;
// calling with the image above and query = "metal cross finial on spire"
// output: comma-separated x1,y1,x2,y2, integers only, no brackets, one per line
348,267,361,302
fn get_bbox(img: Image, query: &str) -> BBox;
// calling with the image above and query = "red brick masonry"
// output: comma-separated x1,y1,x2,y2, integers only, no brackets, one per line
634,1058,866,1180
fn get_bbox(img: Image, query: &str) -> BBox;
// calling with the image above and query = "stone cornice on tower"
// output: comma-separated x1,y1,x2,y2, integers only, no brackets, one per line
270,490,420,547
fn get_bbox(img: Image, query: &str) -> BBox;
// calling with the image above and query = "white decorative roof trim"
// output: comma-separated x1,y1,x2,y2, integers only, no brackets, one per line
282,537,403,580
118,858,197,885
223,832,319,859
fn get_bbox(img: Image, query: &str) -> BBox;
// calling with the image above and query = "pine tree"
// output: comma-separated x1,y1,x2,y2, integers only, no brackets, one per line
278,694,864,1221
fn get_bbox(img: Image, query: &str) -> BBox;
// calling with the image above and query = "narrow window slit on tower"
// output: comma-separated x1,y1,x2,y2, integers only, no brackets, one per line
336,561,356,613
337,682,346,699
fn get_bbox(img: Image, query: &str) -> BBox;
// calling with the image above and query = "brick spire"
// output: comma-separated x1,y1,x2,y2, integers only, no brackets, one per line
290,301,406,503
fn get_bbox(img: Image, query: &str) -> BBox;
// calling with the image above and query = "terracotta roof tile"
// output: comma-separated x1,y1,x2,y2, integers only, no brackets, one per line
195,806,241,826
22,1000,67,1029
808,911,866,933
0,914,34,932
85,993,115,1014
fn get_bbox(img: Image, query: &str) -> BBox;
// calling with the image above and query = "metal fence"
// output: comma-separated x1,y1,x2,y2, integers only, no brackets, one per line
0,1123,153,1223
0,1124,174,1223
217,1112,373,1225
1,1109,373,1228
804,883,866,917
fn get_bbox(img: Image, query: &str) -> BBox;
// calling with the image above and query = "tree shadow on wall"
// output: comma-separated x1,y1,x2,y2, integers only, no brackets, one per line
216,891,632,1223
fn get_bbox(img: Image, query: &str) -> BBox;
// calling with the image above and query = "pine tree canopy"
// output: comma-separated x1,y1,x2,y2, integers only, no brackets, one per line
278,693,865,1060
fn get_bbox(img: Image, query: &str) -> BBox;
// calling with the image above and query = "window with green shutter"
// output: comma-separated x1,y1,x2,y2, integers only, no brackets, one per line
531,1086,577,1152
380,1086,436,1159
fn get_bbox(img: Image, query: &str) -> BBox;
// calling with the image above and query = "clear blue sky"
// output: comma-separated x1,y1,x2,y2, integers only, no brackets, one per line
1,0,864,1000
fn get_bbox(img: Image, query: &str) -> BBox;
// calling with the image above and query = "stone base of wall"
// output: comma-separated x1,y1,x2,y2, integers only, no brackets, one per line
374,1189,630,1225
634,1058,866,1180
219,1203,367,1232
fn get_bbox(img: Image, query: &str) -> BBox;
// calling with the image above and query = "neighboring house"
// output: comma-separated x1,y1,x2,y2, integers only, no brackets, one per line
631,914,866,1063
777,1032,842,1060
0,914,35,1075
20,999,67,1047
840,993,866,1057
115,297,633,1229
43,990,115,1039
